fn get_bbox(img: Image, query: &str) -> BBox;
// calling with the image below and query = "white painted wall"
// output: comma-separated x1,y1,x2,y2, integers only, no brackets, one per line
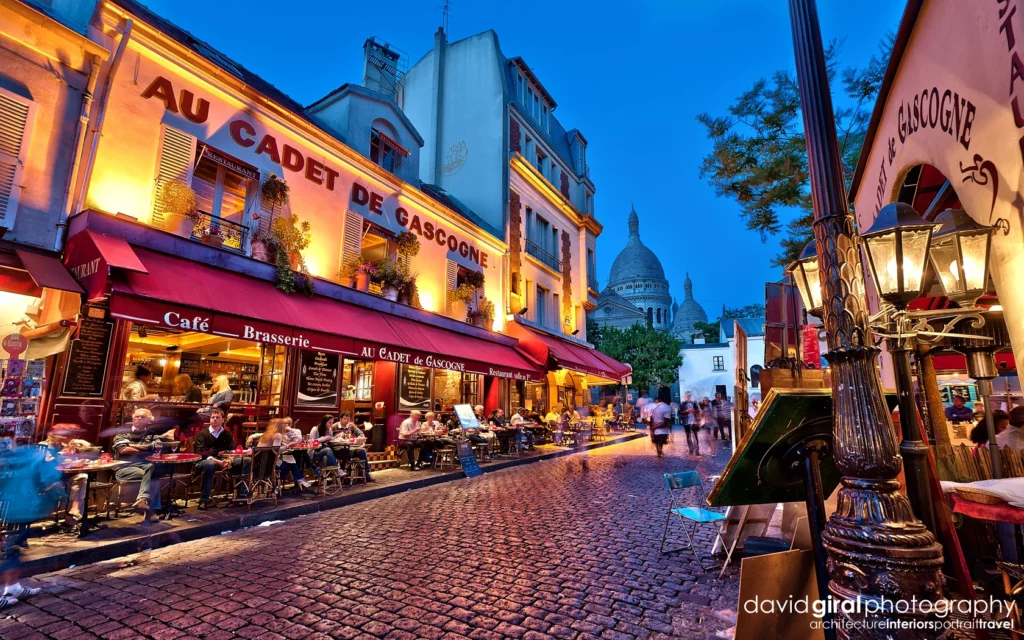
678,335,765,401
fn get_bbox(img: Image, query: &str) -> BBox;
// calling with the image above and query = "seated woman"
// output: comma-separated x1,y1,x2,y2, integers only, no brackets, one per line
424,412,457,448
331,412,371,481
231,419,286,495
281,417,312,492
174,374,202,403
310,414,340,476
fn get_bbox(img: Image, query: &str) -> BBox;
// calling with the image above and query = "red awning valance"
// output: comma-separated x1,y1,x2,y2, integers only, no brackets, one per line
372,128,410,157
0,248,83,298
109,248,544,381
507,321,631,381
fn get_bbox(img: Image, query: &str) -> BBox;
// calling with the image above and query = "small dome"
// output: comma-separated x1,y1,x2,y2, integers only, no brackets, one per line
672,273,708,337
607,206,666,284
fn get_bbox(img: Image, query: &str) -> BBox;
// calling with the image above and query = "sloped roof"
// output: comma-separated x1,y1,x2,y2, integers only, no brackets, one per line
419,184,502,239
505,61,579,180
721,317,766,339
595,286,646,317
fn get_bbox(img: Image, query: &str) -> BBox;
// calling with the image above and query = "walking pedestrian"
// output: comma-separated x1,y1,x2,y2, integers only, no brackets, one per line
649,388,673,457
680,393,699,455
698,397,717,456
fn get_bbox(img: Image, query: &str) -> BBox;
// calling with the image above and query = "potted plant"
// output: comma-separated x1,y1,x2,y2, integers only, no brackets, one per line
250,227,274,262
261,173,290,208
396,231,420,258
201,225,224,248
162,180,198,238
355,263,377,292
398,272,418,305
338,258,360,287
374,258,408,302
462,270,485,290
469,297,495,329
451,283,477,321
271,215,311,270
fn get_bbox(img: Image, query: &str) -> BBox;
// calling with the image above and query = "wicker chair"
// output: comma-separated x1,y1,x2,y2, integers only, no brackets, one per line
235,447,279,510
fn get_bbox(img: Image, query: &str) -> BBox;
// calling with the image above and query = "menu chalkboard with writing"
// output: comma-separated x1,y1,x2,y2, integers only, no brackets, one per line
62,315,113,398
297,350,339,407
457,441,483,478
398,364,432,412
178,354,203,378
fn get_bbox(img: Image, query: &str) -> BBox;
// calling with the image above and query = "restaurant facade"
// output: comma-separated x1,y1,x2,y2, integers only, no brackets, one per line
0,0,629,452
849,0,1022,427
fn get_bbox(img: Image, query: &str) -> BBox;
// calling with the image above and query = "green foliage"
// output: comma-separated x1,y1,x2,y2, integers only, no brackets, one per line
586,316,603,349
373,258,409,289
261,174,290,207
692,321,721,343
452,283,478,303
723,303,766,319
596,324,682,391
396,231,420,257
697,35,892,267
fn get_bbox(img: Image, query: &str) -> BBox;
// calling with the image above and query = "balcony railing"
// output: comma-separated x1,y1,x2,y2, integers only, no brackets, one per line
587,275,599,291
526,239,560,272
191,211,249,253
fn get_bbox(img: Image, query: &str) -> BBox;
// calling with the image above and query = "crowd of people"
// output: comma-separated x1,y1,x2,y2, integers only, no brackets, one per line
630,388,735,457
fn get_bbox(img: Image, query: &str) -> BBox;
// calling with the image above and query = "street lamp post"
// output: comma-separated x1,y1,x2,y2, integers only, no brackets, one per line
787,0,945,632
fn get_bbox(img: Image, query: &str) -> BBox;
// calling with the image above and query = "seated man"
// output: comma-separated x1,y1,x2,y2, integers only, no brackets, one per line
509,408,535,450
112,408,175,522
331,412,374,481
42,427,97,529
399,411,429,470
191,409,236,509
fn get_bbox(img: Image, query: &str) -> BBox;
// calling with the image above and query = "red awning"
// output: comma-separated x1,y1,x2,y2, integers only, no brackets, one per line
932,352,1016,372
507,321,631,381
108,248,544,381
0,249,83,297
64,230,148,301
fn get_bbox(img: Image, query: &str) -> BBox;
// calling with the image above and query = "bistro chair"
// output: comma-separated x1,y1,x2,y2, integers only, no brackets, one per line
433,444,457,471
318,458,345,496
660,471,727,572
343,456,367,485
235,447,279,511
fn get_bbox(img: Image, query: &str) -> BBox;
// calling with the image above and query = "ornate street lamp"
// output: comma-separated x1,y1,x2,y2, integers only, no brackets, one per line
862,203,934,308
787,0,945,631
860,203,937,534
928,208,994,306
786,241,823,318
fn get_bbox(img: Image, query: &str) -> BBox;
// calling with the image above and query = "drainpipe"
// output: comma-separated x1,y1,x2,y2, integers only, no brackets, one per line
430,26,446,184
54,54,101,250
70,19,134,225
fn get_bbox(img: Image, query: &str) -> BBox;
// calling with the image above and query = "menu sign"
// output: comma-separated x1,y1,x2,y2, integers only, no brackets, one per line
398,364,432,412
296,350,339,407
62,314,113,398
179,354,203,378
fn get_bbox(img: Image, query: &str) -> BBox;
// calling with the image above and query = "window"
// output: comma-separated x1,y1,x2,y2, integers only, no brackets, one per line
517,73,525,104
542,104,549,132
713,356,725,371
526,213,559,271
536,285,548,326
656,308,662,324
586,192,594,214
0,90,34,229
524,135,534,160
553,293,560,329
370,128,404,173
536,149,547,175
359,219,397,266
259,344,287,406
191,147,250,226
750,365,763,388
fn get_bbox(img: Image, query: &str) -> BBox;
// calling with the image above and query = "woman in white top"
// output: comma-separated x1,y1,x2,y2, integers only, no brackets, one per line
649,388,674,458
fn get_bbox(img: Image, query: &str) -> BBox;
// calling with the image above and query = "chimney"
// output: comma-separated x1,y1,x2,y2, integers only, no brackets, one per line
362,37,405,101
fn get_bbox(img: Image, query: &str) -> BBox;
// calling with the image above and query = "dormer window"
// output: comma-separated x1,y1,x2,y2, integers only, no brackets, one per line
517,71,550,133
370,127,408,173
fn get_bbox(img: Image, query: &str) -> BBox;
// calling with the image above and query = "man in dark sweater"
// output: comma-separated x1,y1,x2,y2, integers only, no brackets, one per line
192,409,235,509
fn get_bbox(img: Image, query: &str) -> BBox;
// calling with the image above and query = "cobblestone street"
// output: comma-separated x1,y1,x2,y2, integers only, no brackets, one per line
2,433,740,640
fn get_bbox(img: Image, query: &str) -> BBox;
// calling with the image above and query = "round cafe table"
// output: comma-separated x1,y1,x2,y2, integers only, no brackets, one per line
146,453,201,518
218,449,252,461
56,459,128,538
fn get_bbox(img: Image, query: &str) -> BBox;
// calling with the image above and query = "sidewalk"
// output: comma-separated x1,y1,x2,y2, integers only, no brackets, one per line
18,432,644,578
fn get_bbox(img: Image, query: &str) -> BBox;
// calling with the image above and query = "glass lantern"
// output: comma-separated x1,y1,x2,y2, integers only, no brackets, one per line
786,240,823,318
927,209,993,306
860,202,934,309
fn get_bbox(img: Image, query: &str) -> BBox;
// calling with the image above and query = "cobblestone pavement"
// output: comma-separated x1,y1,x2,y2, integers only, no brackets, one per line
2,432,740,640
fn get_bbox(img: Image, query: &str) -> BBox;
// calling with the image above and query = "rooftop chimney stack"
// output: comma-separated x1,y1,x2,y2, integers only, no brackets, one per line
362,37,407,101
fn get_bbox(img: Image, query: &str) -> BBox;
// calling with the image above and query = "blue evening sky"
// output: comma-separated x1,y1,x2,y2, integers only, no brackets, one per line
140,0,904,318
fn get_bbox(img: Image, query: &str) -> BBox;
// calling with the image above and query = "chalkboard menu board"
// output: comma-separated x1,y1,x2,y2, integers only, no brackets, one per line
296,350,339,407
62,315,113,398
457,441,483,478
398,364,432,412
178,354,203,378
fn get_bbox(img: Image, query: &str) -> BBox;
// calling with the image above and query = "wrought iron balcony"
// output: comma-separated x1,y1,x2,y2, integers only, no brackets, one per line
191,211,249,253
526,239,560,272
587,275,599,291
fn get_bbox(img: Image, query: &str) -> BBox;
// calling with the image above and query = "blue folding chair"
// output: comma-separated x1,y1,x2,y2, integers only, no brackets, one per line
660,471,727,571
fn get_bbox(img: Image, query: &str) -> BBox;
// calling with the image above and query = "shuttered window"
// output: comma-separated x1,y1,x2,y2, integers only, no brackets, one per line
445,259,458,315
341,211,363,271
256,175,281,236
0,91,34,229
151,125,197,229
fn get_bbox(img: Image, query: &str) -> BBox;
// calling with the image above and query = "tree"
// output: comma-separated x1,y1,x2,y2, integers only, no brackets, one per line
586,316,603,349
596,324,682,391
697,36,892,267
688,304,767,343
723,303,766,319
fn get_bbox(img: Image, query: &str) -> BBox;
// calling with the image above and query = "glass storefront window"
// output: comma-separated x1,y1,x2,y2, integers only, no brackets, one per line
342,359,374,401
526,382,547,413
434,369,462,412
258,344,286,406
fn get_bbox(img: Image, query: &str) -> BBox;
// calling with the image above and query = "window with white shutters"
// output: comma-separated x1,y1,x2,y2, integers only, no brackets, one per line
151,125,197,229
342,210,363,271
0,90,34,230
256,175,281,236
445,259,457,315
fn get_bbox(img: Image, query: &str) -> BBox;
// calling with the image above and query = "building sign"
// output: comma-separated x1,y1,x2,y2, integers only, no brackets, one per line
350,182,489,267
200,145,259,181
62,313,113,398
802,325,822,369
142,76,343,194
850,0,1024,375
296,350,339,407
398,364,432,412
1,334,27,358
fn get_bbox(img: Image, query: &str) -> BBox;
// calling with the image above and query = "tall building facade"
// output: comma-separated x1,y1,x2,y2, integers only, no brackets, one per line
399,29,602,342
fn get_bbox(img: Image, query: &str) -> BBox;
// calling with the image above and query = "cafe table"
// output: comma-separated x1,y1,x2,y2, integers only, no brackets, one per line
55,459,128,538
145,452,201,518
